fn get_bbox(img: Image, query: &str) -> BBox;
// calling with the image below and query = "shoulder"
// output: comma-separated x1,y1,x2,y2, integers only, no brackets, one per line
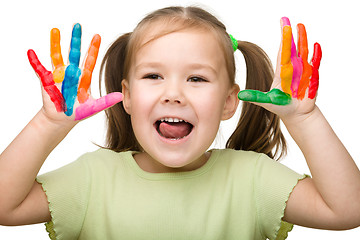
74,149,134,176
212,148,301,180
80,148,129,159
215,148,295,169
209,149,271,181
214,148,262,158
78,148,132,165
212,148,269,167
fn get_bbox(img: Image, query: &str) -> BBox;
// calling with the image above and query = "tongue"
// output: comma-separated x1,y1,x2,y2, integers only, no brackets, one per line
159,122,192,139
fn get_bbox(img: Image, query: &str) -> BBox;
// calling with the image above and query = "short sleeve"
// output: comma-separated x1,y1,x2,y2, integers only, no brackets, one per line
36,154,91,240
254,154,308,240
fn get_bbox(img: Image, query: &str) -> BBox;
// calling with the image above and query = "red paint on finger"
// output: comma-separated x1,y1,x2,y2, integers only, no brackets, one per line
44,85,67,112
27,49,66,112
309,43,322,99
311,42,322,69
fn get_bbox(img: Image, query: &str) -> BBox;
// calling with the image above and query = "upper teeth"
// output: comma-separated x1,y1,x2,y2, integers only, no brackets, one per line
160,117,185,123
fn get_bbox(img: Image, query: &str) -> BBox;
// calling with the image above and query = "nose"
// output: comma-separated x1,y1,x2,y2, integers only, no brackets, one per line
161,79,184,104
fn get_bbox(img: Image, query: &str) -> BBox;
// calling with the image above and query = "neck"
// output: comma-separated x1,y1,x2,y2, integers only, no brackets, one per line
133,151,211,173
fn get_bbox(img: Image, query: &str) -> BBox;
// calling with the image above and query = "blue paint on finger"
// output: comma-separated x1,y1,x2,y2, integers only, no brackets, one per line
62,23,82,116
62,65,81,116
69,23,82,66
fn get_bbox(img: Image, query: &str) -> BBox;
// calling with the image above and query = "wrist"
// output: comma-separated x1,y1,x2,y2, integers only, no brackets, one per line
32,109,76,135
281,106,328,147
280,105,320,128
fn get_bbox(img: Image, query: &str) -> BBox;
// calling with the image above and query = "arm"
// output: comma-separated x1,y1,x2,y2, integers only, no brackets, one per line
0,24,122,226
0,111,73,225
239,18,360,230
282,106,360,230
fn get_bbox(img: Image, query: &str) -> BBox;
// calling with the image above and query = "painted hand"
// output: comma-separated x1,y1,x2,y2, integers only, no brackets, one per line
27,24,123,121
238,17,322,107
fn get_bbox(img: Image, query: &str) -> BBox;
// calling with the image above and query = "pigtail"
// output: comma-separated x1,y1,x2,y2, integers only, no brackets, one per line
226,41,287,160
99,33,141,152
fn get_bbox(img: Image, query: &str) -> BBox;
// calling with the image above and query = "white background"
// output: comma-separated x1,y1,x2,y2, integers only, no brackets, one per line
1,0,359,239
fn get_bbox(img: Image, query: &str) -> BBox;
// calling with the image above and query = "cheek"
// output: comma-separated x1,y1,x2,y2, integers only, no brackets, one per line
129,84,158,110
194,88,228,119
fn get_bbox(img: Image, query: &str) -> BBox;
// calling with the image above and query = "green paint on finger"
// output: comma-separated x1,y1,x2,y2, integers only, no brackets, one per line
238,88,292,105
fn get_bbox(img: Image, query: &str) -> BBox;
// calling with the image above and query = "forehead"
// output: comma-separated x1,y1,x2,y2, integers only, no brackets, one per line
124,18,234,82
134,28,226,73
136,18,222,50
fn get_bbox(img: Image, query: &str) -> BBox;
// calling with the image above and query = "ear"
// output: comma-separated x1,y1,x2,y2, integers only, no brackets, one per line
121,79,131,114
221,84,240,120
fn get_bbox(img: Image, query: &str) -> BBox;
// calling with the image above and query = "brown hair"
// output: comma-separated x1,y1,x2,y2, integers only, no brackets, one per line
100,6,287,159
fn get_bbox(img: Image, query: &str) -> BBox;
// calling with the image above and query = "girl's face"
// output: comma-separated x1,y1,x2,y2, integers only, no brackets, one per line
122,28,239,173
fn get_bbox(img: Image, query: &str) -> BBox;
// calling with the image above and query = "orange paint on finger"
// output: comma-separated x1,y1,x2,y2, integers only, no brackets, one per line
297,24,312,100
50,28,65,83
77,70,91,103
280,26,293,95
297,24,308,58
297,62,312,99
77,34,101,103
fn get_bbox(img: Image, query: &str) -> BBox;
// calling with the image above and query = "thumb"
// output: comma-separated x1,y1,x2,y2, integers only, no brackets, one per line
74,92,123,121
238,89,291,106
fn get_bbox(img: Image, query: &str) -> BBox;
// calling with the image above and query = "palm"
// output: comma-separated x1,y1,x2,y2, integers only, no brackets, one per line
27,24,122,123
238,17,322,119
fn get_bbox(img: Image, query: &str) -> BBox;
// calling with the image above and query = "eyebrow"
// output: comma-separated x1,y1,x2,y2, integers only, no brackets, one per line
134,62,218,75
134,62,163,71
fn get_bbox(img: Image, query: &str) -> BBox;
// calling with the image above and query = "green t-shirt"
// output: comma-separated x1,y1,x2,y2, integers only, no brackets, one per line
36,148,306,240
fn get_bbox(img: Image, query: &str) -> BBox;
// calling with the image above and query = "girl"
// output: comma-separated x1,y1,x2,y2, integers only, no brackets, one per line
0,5,359,240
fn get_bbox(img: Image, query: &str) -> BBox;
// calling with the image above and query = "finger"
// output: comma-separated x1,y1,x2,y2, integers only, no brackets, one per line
308,43,322,99
311,42,322,70
297,24,313,100
50,28,65,83
77,34,101,103
68,23,82,67
280,25,293,95
27,50,66,112
273,19,285,86
75,92,123,121
62,24,83,116
27,49,52,85
297,24,309,59
281,17,302,98
238,89,291,106
62,64,81,116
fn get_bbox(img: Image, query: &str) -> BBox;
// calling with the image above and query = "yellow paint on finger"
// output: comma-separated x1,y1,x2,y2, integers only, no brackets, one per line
280,26,293,95
50,28,65,83
53,66,66,83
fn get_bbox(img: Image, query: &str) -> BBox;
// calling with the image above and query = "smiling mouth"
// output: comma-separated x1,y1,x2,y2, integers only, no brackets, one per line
155,117,194,140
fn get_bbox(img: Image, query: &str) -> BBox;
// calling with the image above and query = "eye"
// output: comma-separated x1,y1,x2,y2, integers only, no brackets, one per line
188,76,208,83
143,74,162,80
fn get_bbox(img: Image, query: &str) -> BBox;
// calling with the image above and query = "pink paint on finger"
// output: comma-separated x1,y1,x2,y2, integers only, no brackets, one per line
281,17,303,98
75,92,123,121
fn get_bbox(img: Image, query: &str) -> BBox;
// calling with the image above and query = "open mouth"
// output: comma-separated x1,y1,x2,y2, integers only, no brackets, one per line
154,117,194,140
